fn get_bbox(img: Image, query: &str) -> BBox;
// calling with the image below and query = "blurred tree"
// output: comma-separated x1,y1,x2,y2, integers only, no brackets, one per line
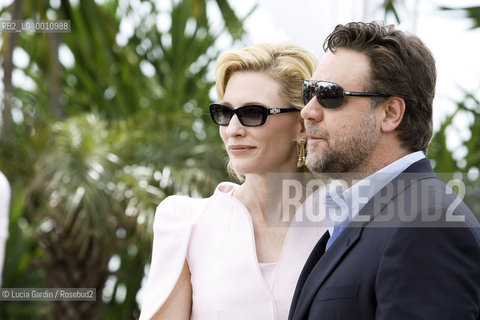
382,0,402,23
0,0,249,318
440,5,480,29
426,5,480,220
26,114,164,319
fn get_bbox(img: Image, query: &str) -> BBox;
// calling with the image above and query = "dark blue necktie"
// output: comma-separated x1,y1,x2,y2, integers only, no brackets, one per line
325,220,349,251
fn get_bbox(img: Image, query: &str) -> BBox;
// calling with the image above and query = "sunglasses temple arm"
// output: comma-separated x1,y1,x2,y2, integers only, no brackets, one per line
344,91,389,97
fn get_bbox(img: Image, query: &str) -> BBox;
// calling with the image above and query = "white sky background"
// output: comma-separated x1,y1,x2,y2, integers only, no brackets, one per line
229,0,480,164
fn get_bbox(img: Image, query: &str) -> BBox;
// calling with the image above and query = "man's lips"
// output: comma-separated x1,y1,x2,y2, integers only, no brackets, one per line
306,136,328,149
307,135,327,141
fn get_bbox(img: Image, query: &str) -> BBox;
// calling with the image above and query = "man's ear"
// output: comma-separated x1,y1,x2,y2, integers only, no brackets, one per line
380,97,405,133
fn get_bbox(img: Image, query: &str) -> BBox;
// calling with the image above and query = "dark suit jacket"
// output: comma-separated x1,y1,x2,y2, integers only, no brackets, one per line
289,158,480,320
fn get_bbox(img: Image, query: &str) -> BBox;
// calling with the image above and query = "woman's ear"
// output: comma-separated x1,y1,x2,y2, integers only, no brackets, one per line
297,116,306,138
380,97,405,133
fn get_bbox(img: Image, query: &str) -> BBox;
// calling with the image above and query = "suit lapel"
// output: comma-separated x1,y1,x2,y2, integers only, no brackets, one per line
291,158,436,320
291,225,363,320
289,231,329,320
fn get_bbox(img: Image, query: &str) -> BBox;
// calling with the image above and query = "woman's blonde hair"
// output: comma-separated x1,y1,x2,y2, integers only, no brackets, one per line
215,42,318,110
214,42,318,180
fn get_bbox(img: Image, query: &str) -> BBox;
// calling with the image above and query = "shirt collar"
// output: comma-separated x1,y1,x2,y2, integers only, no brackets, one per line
327,151,426,234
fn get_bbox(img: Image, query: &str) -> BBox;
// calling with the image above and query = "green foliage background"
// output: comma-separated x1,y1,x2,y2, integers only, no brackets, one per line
0,0,479,319
0,0,248,318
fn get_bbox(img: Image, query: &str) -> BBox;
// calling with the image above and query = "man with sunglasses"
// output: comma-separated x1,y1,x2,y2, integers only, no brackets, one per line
288,21,480,320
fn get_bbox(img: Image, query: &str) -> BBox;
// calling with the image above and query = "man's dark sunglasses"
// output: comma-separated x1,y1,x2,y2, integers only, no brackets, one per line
303,80,390,109
209,103,299,127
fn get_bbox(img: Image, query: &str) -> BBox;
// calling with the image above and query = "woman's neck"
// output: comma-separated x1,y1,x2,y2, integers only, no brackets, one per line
233,173,302,226
233,175,267,217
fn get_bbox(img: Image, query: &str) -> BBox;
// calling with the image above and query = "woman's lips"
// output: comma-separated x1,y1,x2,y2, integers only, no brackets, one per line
228,145,256,155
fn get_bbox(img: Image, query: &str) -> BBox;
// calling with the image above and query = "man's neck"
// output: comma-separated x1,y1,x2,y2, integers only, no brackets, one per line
340,146,413,187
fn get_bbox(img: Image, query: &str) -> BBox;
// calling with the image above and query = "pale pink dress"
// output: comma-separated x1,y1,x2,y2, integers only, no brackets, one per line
140,182,324,320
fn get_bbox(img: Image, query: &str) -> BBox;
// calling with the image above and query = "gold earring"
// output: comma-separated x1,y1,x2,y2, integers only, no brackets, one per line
296,138,307,168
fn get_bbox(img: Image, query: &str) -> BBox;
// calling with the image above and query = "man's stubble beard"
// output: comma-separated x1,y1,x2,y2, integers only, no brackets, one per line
305,110,378,173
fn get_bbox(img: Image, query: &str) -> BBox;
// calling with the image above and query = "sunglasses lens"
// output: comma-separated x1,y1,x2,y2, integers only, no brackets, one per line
237,105,265,126
316,82,345,109
303,81,313,105
209,104,266,126
210,104,232,125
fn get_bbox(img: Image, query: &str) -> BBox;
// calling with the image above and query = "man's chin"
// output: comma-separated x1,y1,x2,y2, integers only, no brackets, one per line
305,154,327,174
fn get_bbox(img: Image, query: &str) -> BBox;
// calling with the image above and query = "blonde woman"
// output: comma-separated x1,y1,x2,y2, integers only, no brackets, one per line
140,43,324,320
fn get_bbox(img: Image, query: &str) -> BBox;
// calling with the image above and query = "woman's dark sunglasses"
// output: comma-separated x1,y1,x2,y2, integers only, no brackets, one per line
209,103,299,127
303,80,389,109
